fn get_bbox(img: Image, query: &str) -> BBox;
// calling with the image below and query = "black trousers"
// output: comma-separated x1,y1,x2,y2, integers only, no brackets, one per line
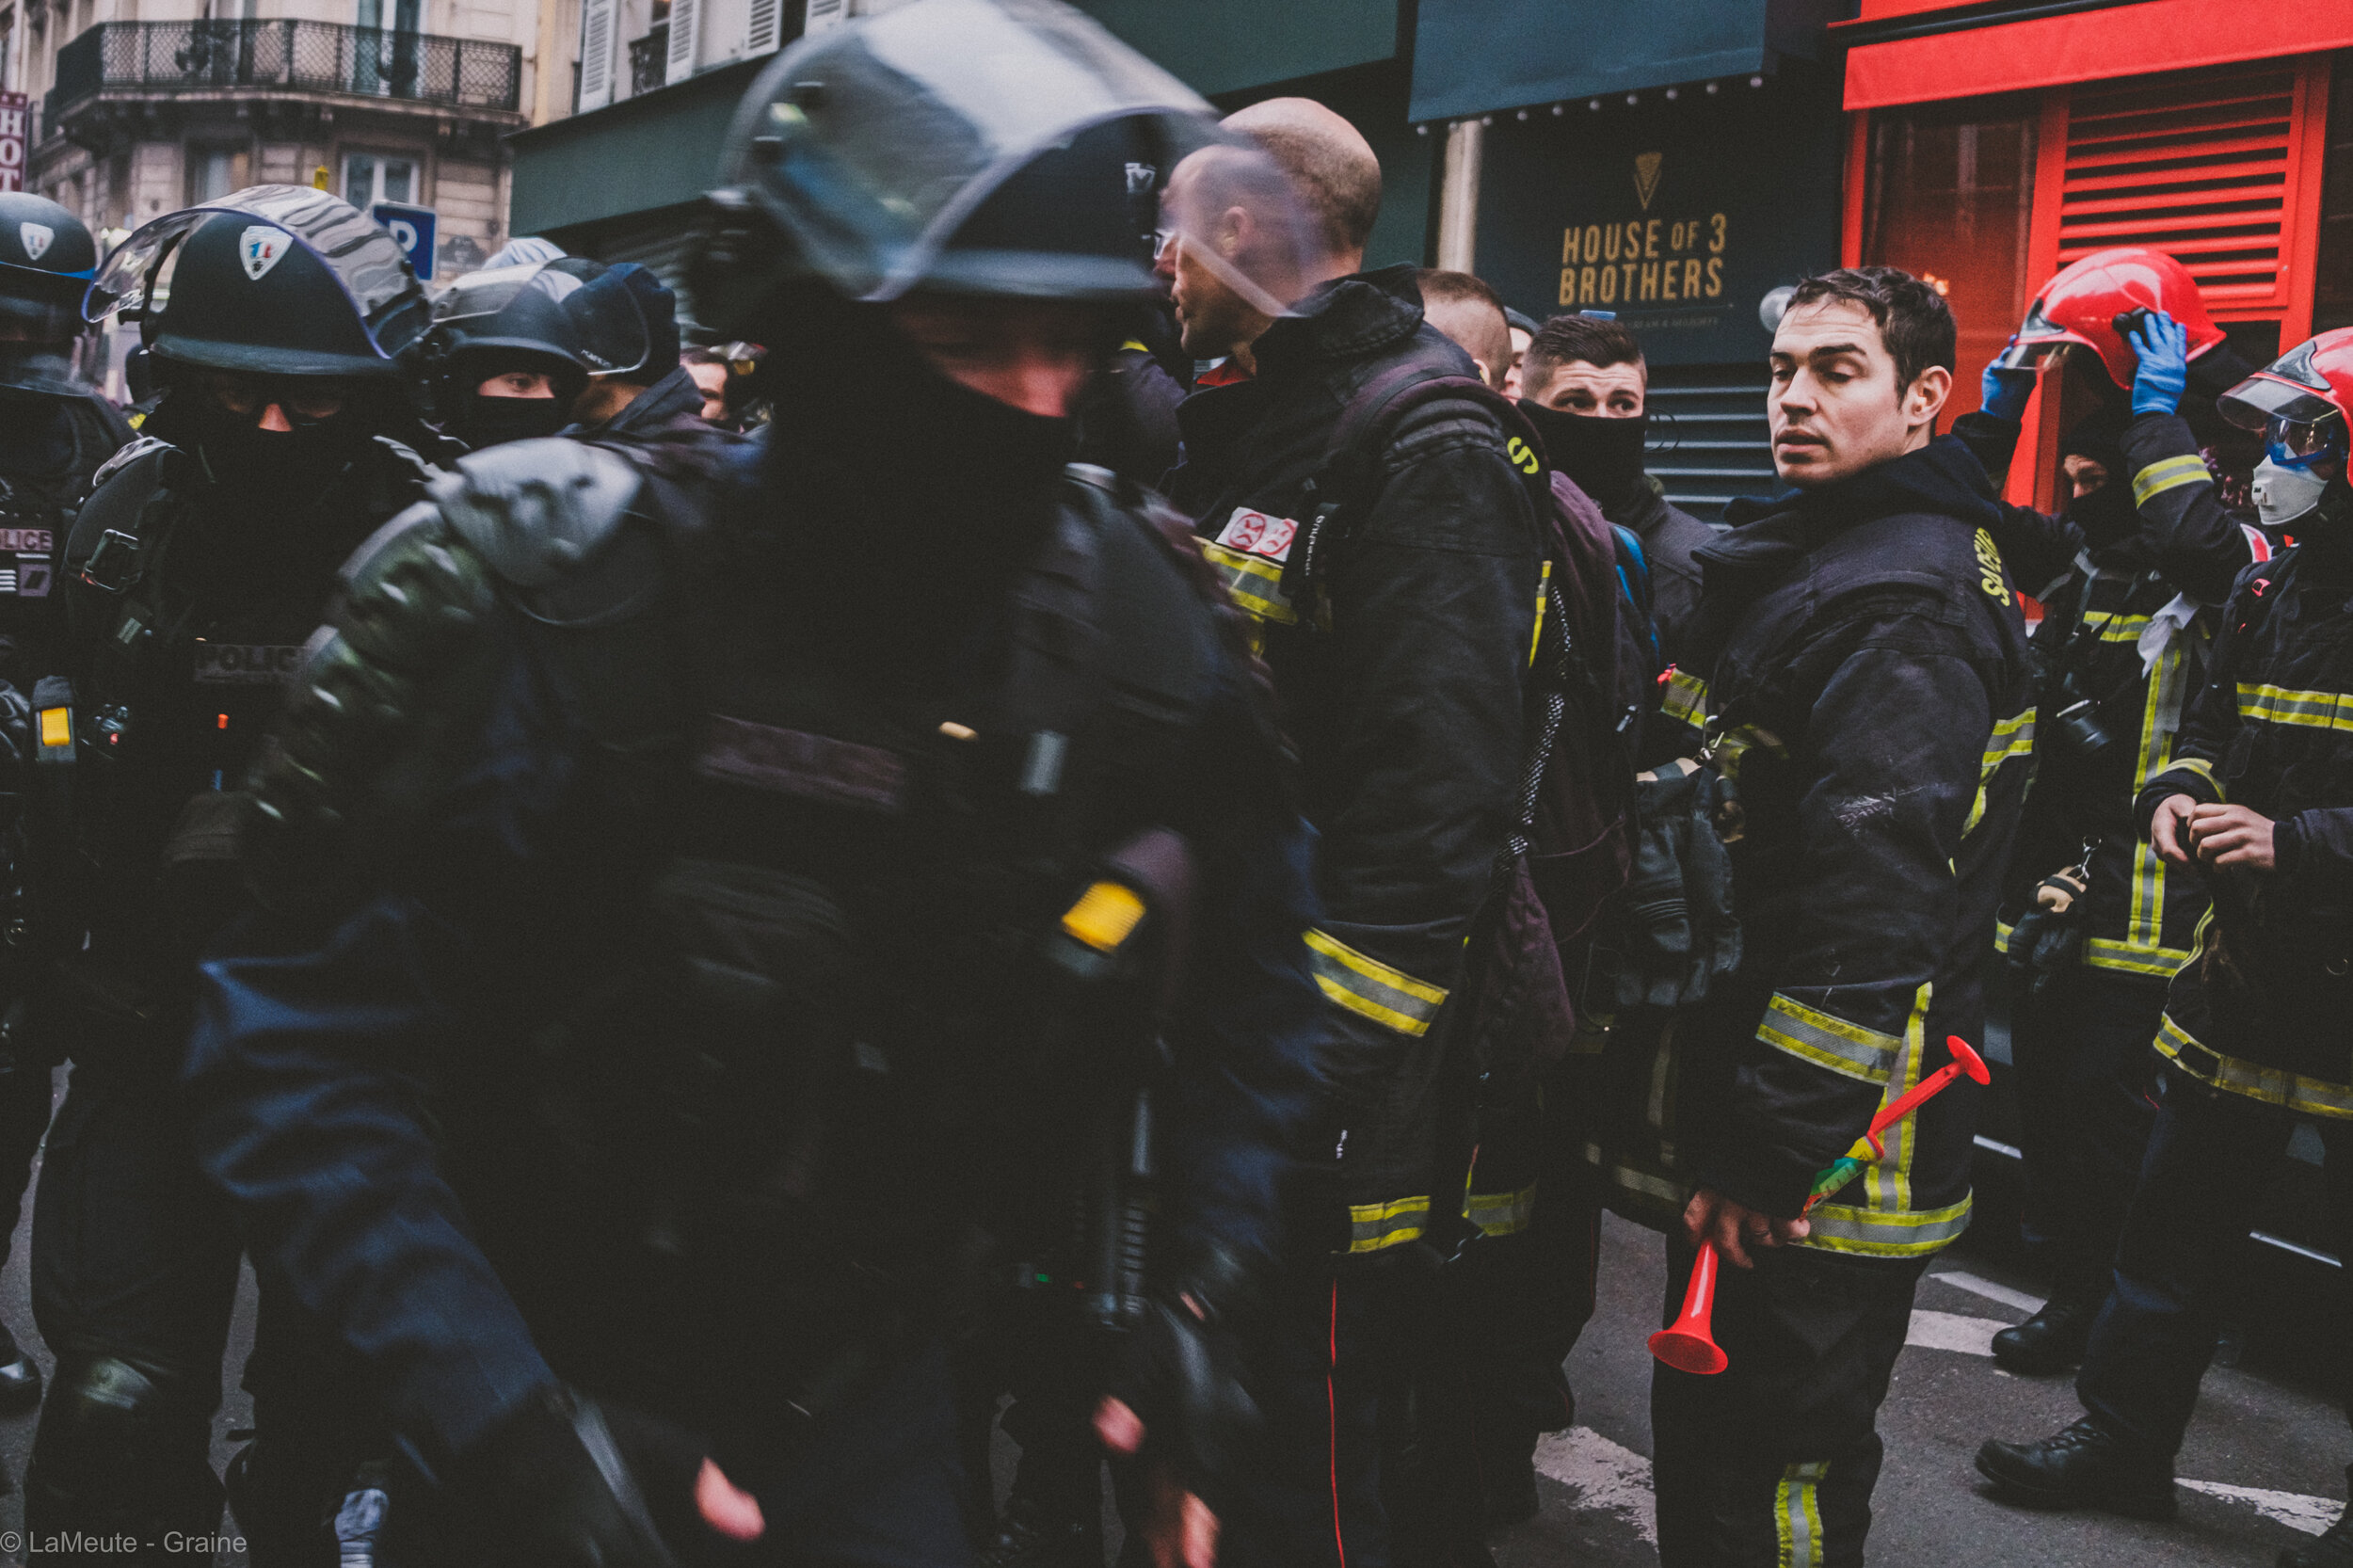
2078,1069,2353,1456
26,1046,245,1557
2010,965,2165,1304
1225,1256,1425,1568
1651,1237,1927,1568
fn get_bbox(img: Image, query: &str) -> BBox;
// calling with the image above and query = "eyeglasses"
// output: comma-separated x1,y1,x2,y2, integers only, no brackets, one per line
200,372,352,424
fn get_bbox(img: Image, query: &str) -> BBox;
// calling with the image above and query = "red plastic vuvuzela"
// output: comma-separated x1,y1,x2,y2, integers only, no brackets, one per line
1649,1239,1730,1375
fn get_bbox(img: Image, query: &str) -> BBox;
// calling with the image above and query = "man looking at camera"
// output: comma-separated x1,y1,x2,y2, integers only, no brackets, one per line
1648,266,2032,1567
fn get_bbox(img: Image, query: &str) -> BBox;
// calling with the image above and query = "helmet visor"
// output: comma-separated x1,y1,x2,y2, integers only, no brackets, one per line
86,184,426,360
2219,367,2340,432
726,0,1214,301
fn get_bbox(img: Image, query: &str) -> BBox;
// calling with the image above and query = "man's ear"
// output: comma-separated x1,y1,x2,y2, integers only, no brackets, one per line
1217,205,1252,261
1907,363,1954,431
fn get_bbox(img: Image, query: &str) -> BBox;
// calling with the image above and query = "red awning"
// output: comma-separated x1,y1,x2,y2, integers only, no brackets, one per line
1844,0,2353,110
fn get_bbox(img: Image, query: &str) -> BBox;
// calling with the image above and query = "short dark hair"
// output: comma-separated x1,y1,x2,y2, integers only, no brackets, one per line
1523,313,1645,394
1783,265,1956,392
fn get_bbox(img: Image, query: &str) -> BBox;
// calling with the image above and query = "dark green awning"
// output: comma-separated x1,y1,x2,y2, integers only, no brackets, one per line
505,56,764,238
1408,0,1849,123
1071,0,1399,98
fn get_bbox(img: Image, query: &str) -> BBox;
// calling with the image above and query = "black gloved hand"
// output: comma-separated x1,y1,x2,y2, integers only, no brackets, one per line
1101,1255,1260,1511
456,1384,711,1568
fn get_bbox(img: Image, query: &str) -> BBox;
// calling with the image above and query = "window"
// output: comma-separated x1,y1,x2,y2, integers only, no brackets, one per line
344,152,416,209
191,148,245,203
1862,95,2039,427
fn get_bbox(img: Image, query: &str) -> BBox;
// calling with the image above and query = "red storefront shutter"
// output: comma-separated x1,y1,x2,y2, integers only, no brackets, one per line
2034,57,2331,337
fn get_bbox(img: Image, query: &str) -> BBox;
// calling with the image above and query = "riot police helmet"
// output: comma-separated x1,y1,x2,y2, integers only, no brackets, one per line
1996,247,2230,394
0,193,101,397
429,256,650,391
695,0,1308,331
85,185,429,383
2219,327,2353,527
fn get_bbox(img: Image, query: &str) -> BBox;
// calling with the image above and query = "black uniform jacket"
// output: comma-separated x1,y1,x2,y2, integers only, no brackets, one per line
1660,438,2033,1255
1164,264,1541,1248
1614,475,1715,672
2136,526,2353,1114
1957,408,2268,982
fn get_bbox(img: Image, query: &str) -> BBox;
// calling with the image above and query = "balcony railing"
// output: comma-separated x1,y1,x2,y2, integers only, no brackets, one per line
45,19,522,128
627,25,667,99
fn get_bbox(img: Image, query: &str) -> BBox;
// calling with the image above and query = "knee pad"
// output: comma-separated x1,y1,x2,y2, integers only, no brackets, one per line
24,1354,224,1545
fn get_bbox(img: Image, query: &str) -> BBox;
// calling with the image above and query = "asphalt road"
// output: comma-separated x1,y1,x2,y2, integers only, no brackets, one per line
1497,1206,2351,1568
0,1063,2333,1568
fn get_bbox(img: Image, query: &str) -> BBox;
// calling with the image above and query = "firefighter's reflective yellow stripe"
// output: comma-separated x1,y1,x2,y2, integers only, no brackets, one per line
1963,708,2036,837
1660,668,1708,730
2147,754,2220,798
2132,453,2213,506
1200,540,1298,627
1775,1460,1829,1568
2128,639,2190,951
1994,920,2014,955
2236,682,2353,731
1800,1193,1973,1256
1464,1185,1535,1237
1864,983,1933,1214
1347,1195,1430,1253
2084,937,2194,977
1529,559,1553,668
2155,1013,2353,1118
2081,607,2154,644
1756,994,1901,1085
1304,929,1448,1037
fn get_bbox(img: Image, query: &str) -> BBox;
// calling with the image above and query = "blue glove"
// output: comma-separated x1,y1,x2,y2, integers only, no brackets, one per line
2128,311,2190,418
1980,337,2035,422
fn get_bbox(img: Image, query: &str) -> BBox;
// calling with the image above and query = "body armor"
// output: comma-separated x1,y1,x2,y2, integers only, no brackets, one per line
247,437,1252,1431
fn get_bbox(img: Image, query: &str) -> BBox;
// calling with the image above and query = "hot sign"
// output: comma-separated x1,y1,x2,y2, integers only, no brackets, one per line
0,92,27,194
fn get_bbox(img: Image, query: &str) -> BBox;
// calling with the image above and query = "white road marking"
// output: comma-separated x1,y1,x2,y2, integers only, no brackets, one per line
1905,1308,2011,1356
2180,1480,2340,1536
1929,1270,2041,1318
1533,1426,1658,1545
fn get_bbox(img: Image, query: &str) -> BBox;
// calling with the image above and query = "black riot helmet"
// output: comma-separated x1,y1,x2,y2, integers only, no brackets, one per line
424,256,655,444
690,0,1292,333
0,192,101,397
85,185,430,385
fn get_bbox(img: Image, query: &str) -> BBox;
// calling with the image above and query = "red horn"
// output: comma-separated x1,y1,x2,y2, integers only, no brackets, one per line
1650,1240,1730,1375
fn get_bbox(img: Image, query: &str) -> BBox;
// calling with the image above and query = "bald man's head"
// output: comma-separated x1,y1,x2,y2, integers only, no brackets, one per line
1221,97,1382,272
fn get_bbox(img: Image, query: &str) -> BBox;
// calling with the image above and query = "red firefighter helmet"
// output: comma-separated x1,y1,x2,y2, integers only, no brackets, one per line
1995,247,2229,392
2218,326,2353,437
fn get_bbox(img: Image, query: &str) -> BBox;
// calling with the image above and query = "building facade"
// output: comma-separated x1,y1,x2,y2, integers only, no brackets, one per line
11,0,553,280
1835,0,2353,512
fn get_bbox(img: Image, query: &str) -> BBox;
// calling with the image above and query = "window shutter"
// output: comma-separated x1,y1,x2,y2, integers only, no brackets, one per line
665,0,699,85
745,0,779,55
803,0,846,35
2057,60,2324,319
577,0,615,109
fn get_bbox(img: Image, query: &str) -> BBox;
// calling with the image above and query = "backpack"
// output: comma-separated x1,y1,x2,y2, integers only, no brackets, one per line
1283,367,1653,1089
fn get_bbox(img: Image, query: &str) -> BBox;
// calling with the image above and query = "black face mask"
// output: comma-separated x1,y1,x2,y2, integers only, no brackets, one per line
1517,400,1648,510
457,392,570,449
185,397,373,508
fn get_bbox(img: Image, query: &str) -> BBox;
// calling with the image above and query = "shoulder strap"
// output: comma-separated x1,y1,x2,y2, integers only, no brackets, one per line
1286,369,1547,601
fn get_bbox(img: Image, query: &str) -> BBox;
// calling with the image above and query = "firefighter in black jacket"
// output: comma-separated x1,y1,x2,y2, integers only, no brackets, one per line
1978,328,2353,1568
1952,247,2269,1373
1651,267,2032,1568
1156,98,1540,1568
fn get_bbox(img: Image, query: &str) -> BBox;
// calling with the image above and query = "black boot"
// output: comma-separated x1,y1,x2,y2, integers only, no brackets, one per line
1976,1416,2176,1520
1991,1296,2097,1375
2281,1467,2353,1567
